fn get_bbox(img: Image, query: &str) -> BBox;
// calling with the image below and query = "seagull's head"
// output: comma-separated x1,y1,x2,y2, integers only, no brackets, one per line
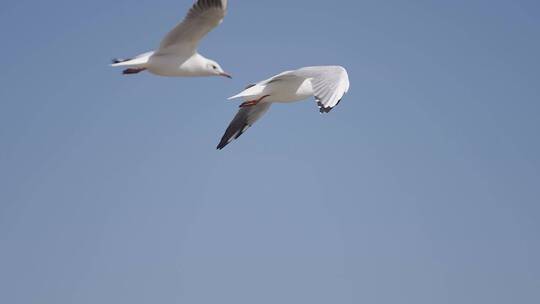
206,59,232,79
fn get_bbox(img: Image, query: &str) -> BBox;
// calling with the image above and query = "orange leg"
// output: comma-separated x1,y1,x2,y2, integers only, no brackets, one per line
123,68,147,75
240,95,271,108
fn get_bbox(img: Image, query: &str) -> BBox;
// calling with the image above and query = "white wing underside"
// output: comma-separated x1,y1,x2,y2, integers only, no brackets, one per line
156,0,227,56
291,66,350,112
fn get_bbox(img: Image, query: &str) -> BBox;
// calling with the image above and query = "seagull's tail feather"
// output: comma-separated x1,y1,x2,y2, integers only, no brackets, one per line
110,51,155,68
228,84,263,100
110,58,142,67
227,93,246,100
112,58,131,65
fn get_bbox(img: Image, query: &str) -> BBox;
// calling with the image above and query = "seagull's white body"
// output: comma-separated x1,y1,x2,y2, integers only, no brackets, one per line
230,74,315,104
111,0,230,78
217,66,350,149
148,53,213,77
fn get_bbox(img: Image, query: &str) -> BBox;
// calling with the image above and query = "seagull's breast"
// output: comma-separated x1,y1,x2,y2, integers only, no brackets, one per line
147,54,204,77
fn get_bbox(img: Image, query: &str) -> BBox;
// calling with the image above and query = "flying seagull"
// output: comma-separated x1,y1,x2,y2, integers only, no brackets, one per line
217,66,350,150
111,0,231,79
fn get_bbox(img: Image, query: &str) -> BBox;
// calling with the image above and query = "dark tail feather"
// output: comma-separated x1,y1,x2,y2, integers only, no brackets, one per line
112,58,132,64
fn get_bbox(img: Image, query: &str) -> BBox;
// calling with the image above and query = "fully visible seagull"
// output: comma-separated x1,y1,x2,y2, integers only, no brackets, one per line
111,0,231,79
217,66,350,150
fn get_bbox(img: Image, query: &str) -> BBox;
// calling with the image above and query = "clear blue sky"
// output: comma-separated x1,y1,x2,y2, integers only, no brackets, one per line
1,0,539,303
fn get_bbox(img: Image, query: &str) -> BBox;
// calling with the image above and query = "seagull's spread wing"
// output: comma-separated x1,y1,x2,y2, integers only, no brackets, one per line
294,66,350,113
157,0,227,56
217,103,272,150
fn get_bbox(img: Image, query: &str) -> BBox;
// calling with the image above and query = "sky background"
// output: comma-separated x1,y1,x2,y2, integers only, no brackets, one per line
1,0,539,303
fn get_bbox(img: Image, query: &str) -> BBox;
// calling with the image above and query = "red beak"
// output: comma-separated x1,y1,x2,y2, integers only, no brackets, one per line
220,72,232,79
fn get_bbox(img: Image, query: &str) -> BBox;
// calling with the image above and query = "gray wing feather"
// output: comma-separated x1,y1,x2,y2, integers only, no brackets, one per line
157,0,227,55
217,103,272,150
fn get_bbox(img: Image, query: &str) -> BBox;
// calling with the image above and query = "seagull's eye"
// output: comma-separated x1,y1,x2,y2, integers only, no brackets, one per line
212,65,217,70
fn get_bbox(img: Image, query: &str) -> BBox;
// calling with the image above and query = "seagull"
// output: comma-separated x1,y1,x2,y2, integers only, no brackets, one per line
110,0,231,79
216,66,350,150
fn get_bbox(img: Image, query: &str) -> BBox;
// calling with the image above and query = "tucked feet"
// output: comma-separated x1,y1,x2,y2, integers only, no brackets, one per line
123,68,147,75
239,95,270,108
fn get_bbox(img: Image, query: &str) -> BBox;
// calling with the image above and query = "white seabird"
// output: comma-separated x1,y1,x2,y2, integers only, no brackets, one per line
111,0,231,79
217,66,350,149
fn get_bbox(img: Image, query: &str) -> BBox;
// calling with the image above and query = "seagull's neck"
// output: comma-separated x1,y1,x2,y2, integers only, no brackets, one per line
182,53,211,76
190,53,207,63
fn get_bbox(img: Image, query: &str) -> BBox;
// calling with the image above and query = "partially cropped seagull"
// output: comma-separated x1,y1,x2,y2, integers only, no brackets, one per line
111,0,231,79
216,66,350,150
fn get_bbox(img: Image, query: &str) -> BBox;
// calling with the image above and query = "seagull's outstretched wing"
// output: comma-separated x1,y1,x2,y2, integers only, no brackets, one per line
294,66,350,113
156,0,227,56
217,103,272,150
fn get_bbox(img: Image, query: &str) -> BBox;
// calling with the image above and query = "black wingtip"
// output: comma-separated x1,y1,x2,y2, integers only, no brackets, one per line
216,141,228,150
317,99,342,113
216,136,233,150
216,126,249,150
317,101,333,113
